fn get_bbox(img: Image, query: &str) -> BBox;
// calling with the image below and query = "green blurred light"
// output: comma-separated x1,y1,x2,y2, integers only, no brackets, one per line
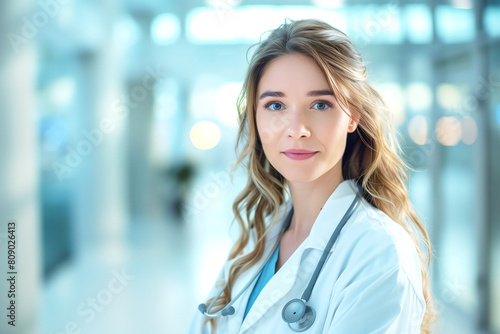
484,6,500,37
151,13,180,45
404,4,432,44
436,6,475,43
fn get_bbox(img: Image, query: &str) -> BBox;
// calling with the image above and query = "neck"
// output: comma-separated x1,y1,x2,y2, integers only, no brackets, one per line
286,169,344,237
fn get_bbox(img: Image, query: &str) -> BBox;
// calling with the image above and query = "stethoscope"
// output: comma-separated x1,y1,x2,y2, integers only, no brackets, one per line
199,183,363,332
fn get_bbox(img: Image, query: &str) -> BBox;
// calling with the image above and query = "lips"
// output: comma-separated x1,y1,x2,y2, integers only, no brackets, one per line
283,149,318,161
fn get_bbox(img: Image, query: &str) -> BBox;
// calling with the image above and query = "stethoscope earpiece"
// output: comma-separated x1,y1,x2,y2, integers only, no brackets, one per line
282,299,316,332
198,303,207,313
221,306,235,316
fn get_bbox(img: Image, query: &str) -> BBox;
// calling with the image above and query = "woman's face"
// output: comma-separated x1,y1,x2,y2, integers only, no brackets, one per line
255,53,358,184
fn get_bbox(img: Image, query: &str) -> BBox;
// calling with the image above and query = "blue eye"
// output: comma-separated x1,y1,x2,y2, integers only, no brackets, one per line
265,102,284,111
313,102,331,111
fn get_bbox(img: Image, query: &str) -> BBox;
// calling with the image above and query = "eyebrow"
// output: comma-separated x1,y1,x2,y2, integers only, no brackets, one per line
258,90,335,100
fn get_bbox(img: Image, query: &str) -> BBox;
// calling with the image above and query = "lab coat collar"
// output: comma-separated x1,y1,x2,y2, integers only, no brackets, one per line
240,237,305,333
239,179,359,333
268,178,359,248
302,179,360,252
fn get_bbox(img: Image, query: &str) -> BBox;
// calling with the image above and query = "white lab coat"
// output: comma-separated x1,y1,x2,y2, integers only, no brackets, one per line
188,179,425,334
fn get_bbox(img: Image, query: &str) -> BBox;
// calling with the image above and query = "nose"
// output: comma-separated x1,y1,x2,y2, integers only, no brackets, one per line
286,112,311,139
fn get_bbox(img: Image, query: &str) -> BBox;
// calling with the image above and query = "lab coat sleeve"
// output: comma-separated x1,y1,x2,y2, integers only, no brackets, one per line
186,307,209,334
326,264,425,334
186,226,262,334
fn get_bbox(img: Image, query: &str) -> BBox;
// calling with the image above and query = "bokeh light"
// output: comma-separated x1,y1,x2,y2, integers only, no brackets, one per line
189,120,221,150
114,14,140,47
436,116,462,146
403,4,433,44
151,13,180,45
376,83,405,126
215,82,242,128
408,115,429,145
437,84,462,111
45,77,76,110
406,82,433,111
436,5,475,43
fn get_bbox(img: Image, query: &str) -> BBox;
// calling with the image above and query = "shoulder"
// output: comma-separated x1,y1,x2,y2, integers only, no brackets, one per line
335,199,425,303
324,200,427,332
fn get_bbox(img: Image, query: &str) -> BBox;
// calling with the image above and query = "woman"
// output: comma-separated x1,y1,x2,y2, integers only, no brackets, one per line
189,19,436,333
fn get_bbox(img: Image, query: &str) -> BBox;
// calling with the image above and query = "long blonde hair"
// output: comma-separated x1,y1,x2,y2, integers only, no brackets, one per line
203,18,437,333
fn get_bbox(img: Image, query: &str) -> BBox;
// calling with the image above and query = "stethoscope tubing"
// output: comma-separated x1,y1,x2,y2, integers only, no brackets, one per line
200,183,363,321
301,192,361,302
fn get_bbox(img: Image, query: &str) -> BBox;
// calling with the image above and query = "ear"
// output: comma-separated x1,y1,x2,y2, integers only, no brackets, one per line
347,110,360,133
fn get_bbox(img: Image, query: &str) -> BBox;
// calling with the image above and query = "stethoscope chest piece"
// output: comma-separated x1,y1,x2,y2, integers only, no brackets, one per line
282,299,316,332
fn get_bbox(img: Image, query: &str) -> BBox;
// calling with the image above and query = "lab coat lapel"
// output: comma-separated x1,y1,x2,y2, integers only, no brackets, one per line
303,179,358,252
239,243,306,333
239,180,358,332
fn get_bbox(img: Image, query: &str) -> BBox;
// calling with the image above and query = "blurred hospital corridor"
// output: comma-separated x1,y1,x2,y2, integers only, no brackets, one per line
1,0,499,333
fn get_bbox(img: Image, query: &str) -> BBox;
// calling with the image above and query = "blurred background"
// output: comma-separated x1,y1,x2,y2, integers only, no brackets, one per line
0,0,499,333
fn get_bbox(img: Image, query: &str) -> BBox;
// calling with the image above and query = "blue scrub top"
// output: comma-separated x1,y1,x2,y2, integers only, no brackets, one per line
242,243,280,322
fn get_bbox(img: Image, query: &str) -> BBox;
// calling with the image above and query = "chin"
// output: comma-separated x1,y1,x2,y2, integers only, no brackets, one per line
280,170,322,184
